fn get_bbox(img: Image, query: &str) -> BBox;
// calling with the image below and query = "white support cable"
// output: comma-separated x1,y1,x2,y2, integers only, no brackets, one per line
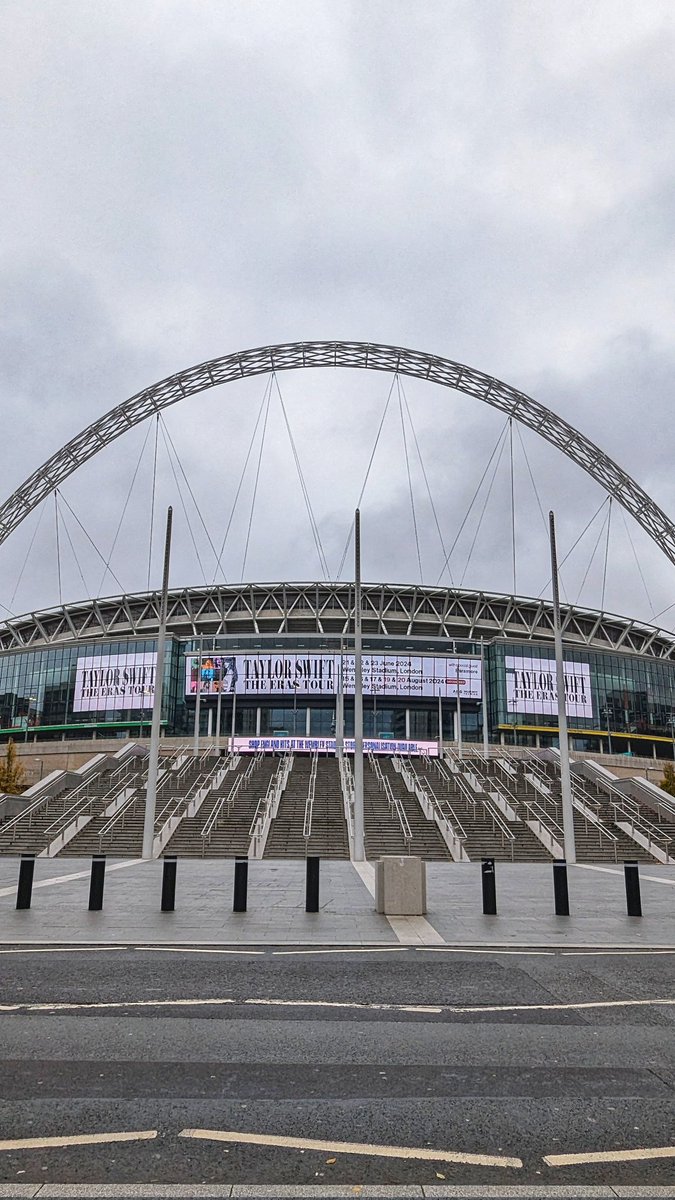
56,496,90,598
509,418,517,595
146,415,160,591
620,506,655,617
98,421,153,594
8,500,47,612
241,379,272,581
396,377,423,583
435,419,510,585
600,496,612,612
159,416,222,578
575,500,611,608
274,375,330,581
514,422,569,604
58,492,126,595
54,490,63,607
158,418,208,585
336,374,398,579
459,426,509,587
212,375,273,583
399,380,454,587
537,495,609,600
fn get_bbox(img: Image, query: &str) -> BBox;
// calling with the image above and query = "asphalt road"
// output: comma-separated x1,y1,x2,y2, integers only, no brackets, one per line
0,944,673,1191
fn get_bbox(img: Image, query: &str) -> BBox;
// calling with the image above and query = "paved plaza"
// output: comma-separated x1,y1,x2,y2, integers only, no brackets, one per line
0,856,673,947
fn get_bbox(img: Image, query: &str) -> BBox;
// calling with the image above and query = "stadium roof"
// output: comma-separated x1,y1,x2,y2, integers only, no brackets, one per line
0,582,673,660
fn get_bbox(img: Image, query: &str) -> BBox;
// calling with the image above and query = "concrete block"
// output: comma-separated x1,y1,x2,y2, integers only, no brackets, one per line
375,855,426,915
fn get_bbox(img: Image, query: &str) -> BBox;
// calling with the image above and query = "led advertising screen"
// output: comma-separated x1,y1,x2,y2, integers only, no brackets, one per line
505,655,593,719
73,651,158,712
186,652,482,699
231,736,440,756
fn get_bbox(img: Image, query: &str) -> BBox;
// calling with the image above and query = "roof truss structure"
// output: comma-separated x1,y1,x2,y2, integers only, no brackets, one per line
0,583,672,661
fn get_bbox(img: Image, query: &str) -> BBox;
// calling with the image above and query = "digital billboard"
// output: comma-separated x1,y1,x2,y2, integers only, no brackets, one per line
505,655,593,719
231,736,439,756
185,652,482,699
73,651,158,712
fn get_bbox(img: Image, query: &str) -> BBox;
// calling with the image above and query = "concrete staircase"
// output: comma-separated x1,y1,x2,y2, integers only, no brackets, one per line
165,756,279,857
365,759,452,861
0,768,127,856
60,757,216,858
264,756,349,859
419,758,552,862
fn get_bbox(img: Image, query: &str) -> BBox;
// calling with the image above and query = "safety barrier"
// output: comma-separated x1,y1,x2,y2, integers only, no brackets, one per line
9,853,649,919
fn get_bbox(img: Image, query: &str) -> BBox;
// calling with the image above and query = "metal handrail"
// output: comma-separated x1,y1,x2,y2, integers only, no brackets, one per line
610,800,672,856
383,776,412,844
303,753,318,840
96,790,138,841
519,796,564,841
201,775,243,841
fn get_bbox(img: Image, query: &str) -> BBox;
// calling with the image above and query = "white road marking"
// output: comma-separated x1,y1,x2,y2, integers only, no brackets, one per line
576,863,675,887
350,860,446,945
179,1126,523,1168
0,1130,157,1152
561,949,675,956
1,994,672,1016
387,914,446,945
0,946,129,955
142,946,265,956
545,1145,675,1167
0,996,444,1015
272,947,408,956
351,860,376,896
0,858,144,899
414,946,556,956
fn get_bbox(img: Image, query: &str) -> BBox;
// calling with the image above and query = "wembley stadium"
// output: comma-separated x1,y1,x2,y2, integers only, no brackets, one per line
2,581,675,761
0,341,674,865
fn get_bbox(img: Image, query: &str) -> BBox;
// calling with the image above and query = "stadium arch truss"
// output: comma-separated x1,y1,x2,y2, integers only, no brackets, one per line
1,582,673,661
1,340,675,568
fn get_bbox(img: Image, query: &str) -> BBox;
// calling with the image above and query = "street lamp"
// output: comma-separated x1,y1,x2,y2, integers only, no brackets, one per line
601,705,613,756
667,712,675,762
24,697,37,743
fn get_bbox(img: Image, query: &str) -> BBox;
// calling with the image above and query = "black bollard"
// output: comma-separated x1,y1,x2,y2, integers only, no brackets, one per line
88,855,106,911
481,858,497,915
16,854,35,910
306,856,320,913
161,856,177,912
233,857,248,913
624,860,642,917
553,858,570,916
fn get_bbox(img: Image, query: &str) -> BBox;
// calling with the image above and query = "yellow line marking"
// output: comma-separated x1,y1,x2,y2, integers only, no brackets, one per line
179,1127,523,1168
0,995,672,1016
545,1145,675,1167
0,1130,157,1152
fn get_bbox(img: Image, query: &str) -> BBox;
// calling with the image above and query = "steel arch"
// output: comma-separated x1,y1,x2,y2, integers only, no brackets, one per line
1,339,673,565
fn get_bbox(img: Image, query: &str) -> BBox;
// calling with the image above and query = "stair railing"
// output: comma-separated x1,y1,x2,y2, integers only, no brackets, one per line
382,775,412,846
96,790,139,846
249,754,293,857
201,774,244,844
303,753,318,842
338,754,355,856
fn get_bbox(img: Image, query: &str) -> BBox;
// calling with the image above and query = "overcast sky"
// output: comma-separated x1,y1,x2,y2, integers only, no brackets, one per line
1,0,674,632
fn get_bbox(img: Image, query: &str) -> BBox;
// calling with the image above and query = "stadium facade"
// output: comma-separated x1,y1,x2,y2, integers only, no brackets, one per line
1,581,675,759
